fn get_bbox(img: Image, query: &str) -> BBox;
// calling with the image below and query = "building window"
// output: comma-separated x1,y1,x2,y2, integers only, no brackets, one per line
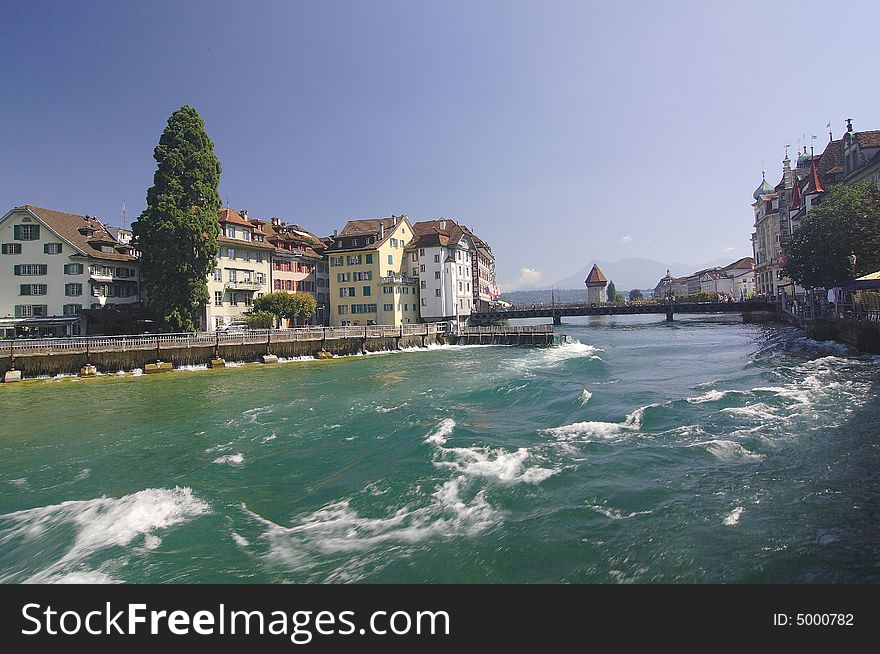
387,254,393,265
20,284,47,296
245,295,253,307
420,280,426,289
42,243,62,255
365,254,373,264
228,269,237,282
363,286,371,296
434,254,440,263
337,305,348,315
1,243,22,255
435,289,441,297
231,293,238,306
13,264,48,276
419,248,425,257
63,263,83,275
214,268,222,282
63,304,81,316
256,273,264,284
227,227,235,238
420,264,426,273
65,283,82,296
214,291,223,306
13,224,41,240
228,248,236,260
421,298,427,306
434,271,440,279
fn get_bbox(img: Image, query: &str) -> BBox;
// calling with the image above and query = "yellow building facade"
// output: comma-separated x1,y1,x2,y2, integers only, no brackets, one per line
327,216,420,326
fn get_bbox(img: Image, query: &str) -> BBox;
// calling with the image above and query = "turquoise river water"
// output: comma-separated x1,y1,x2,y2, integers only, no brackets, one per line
1,315,878,583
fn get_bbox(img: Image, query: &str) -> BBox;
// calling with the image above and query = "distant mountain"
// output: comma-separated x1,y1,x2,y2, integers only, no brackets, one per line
553,256,747,291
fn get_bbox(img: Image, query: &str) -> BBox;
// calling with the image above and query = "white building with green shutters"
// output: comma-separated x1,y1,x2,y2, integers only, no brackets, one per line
0,205,140,337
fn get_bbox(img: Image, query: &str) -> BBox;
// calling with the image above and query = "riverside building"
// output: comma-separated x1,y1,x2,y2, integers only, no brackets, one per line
327,216,419,326
0,205,140,337
407,219,475,326
204,208,273,331
264,218,330,325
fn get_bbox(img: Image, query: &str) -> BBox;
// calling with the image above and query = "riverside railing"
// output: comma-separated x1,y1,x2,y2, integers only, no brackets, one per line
0,323,445,358
458,325,554,335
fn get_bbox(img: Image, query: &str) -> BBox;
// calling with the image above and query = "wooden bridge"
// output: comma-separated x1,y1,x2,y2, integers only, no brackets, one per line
473,300,779,324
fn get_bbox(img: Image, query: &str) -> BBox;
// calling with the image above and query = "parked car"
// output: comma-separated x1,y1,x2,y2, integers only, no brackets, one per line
216,322,247,333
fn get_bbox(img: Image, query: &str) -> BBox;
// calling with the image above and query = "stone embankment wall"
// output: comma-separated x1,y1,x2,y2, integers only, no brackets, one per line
805,318,880,354
0,334,443,379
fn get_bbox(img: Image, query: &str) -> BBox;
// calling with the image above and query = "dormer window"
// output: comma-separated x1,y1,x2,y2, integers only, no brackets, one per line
226,227,235,238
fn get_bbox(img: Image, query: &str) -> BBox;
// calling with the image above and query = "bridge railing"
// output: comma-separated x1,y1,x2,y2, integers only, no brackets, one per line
459,325,554,334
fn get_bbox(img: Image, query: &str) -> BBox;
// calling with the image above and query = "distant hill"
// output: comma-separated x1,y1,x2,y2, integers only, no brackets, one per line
553,257,744,291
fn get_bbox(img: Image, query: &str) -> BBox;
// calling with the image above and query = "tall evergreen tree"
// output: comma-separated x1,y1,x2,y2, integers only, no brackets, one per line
607,280,617,302
133,106,221,332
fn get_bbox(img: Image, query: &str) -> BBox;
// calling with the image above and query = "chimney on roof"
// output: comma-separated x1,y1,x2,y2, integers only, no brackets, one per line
846,118,853,133
392,216,397,226
333,229,338,237
439,219,447,231
379,223,385,240
240,209,248,220
271,217,279,226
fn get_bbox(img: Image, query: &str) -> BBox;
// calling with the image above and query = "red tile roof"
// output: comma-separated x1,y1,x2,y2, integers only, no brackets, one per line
584,264,607,285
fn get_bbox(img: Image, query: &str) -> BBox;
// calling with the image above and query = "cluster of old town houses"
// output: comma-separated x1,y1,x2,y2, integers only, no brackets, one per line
651,119,880,302
0,205,498,337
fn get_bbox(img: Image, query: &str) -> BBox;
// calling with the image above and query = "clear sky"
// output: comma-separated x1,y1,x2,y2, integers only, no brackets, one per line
2,0,878,289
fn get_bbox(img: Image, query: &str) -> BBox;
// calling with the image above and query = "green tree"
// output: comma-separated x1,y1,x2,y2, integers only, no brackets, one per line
253,291,318,325
245,311,275,329
606,280,617,302
783,181,880,288
290,293,317,321
629,288,643,301
132,105,222,332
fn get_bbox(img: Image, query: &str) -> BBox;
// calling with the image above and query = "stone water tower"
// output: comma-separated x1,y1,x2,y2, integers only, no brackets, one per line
585,264,608,304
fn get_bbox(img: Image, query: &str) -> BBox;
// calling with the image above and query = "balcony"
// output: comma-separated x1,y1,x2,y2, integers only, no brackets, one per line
380,275,418,285
224,280,263,292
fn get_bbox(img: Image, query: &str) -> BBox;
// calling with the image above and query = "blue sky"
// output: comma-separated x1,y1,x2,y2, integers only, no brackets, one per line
2,1,878,289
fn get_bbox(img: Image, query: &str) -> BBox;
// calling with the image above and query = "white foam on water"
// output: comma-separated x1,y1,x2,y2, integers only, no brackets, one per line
173,364,209,372
205,441,235,454
586,503,654,520
579,389,593,405
723,507,744,526
75,468,91,481
8,478,28,487
697,440,764,462
0,487,209,583
686,389,729,403
131,369,143,376
515,339,603,371
232,532,250,547
721,403,779,421
245,475,498,565
279,355,319,363
262,434,277,443
213,453,244,465
375,403,407,413
543,420,628,441
425,418,456,445
434,446,559,485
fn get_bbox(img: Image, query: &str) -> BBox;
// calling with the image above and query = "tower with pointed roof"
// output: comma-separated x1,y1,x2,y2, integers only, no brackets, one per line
584,264,607,304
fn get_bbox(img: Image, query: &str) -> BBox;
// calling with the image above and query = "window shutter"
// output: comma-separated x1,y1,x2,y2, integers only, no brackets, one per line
20,284,31,296
13,264,20,276
44,243,50,254
33,226,40,240
13,225,21,240
1,244,6,254
39,264,47,275
14,305,21,318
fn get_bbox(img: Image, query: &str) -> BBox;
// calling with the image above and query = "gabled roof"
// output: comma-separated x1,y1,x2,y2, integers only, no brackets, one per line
218,208,253,227
409,218,469,249
331,216,412,252
722,256,754,271
805,158,824,195
584,264,607,286
9,205,137,262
